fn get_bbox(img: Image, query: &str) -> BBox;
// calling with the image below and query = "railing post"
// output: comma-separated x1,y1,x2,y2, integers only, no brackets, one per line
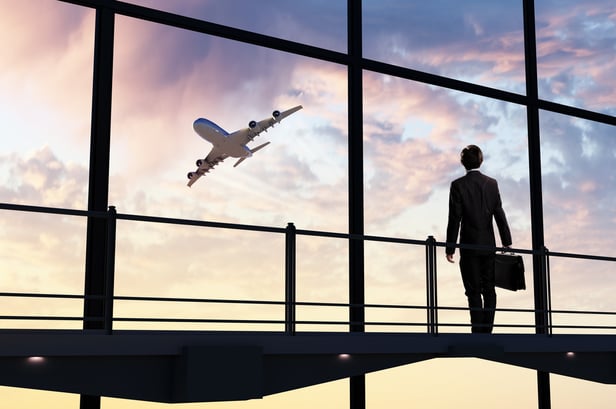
542,246,552,336
104,206,117,335
425,236,438,335
285,222,296,335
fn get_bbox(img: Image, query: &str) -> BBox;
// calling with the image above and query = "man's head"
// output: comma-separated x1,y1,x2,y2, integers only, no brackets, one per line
460,145,483,170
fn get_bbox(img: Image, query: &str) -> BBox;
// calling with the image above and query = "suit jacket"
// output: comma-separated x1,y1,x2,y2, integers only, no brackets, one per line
446,170,512,255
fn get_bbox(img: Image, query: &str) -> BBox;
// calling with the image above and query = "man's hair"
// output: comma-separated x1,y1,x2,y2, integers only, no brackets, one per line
460,145,483,170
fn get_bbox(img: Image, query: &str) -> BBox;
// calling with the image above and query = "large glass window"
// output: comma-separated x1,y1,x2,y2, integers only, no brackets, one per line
540,111,616,332
0,0,92,329
109,15,348,232
1,1,615,408
363,72,534,332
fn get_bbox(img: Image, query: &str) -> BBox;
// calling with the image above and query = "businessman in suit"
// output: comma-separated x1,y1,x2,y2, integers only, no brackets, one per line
446,145,512,333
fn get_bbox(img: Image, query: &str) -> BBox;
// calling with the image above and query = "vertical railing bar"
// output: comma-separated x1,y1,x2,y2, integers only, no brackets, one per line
425,236,437,335
429,237,434,334
544,247,553,336
431,236,438,335
104,206,117,335
285,222,297,335
425,237,431,333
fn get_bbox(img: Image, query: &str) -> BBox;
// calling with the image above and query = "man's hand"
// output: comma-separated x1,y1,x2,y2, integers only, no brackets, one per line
446,253,455,263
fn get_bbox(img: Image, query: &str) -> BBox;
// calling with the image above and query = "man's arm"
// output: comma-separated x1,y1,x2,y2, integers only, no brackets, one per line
493,183,512,247
445,182,462,261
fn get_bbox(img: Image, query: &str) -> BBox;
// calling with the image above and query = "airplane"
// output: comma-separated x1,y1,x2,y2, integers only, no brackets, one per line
186,105,303,187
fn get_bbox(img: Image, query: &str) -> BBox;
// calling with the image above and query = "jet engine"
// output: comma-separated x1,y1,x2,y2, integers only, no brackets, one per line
196,159,203,167
272,110,281,118
249,120,257,128
187,172,195,179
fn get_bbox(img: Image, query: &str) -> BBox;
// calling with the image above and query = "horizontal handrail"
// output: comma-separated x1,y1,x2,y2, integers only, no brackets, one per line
3,202,614,262
0,291,614,327
1,289,613,318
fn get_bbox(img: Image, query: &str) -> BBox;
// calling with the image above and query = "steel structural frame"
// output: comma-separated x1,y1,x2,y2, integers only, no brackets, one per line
53,1,616,409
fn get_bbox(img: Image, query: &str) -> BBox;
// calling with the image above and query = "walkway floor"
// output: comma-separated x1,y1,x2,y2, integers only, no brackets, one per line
0,330,614,402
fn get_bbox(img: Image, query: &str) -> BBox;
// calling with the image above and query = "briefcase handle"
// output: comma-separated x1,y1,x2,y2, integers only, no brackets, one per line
499,246,515,256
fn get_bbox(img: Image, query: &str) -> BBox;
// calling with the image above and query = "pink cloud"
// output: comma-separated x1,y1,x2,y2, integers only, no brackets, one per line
536,3,616,112
0,147,88,208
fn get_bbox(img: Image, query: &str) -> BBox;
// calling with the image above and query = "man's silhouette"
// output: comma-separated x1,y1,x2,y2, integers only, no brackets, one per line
446,145,512,333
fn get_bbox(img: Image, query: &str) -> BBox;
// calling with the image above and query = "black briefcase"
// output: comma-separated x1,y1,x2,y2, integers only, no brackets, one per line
494,253,526,291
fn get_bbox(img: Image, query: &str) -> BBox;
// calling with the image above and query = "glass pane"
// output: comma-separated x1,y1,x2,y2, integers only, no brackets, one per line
110,16,348,232
365,242,427,333
363,72,534,333
126,0,347,52
536,0,616,116
0,0,94,208
113,221,285,331
363,0,526,93
296,236,348,332
0,0,91,330
0,211,86,329
363,73,531,243
541,111,616,334
540,111,615,256
548,258,616,334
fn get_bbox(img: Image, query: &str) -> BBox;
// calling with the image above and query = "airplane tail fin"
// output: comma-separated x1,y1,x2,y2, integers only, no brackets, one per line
233,142,271,167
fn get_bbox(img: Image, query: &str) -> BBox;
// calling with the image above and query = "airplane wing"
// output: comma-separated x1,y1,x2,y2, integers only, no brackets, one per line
186,148,228,187
229,105,303,146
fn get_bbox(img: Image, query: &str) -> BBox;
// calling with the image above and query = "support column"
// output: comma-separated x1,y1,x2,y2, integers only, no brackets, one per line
523,1,551,408
348,1,365,409
82,5,115,409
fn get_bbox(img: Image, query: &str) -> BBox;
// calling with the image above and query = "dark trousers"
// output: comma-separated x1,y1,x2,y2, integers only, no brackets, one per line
460,252,496,333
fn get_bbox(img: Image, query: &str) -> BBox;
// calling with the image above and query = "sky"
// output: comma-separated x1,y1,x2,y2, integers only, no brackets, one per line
0,0,615,408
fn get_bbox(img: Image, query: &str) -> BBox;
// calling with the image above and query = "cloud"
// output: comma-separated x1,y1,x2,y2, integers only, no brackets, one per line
536,1,616,114
361,72,525,234
539,112,616,256
0,147,88,208
129,0,347,52
363,0,526,92
0,145,89,299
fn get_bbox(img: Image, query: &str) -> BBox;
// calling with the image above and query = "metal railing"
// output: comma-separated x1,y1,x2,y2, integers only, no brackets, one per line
2,202,616,335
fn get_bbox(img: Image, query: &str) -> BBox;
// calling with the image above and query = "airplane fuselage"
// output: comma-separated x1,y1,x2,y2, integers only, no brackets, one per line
193,118,249,158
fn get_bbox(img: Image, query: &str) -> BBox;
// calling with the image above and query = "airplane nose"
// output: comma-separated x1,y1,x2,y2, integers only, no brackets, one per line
193,118,205,131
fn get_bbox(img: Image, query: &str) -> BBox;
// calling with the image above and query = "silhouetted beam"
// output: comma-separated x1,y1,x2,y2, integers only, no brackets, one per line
0,331,614,403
